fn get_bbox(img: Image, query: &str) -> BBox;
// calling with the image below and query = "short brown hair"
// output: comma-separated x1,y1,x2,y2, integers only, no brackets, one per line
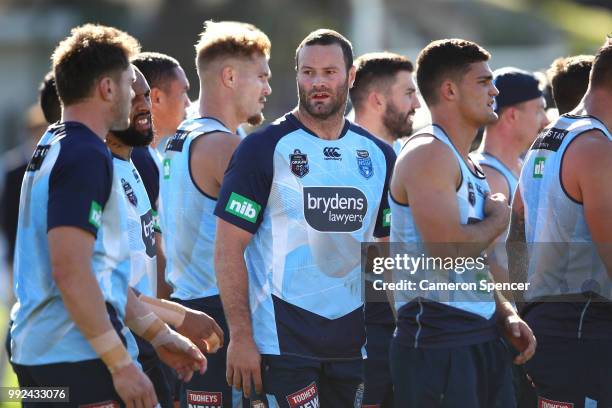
295,29,353,71
52,24,140,106
589,36,612,90
350,52,414,111
195,21,271,71
132,52,181,92
416,38,490,106
547,55,594,114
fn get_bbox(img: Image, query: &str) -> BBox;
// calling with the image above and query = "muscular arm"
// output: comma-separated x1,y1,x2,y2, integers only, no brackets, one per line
155,232,172,299
190,131,242,198
49,226,118,340
563,130,612,277
391,137,509,258
506,188,528,305
214,219,254,338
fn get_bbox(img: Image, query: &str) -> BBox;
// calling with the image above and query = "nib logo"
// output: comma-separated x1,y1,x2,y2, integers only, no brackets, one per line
225,192,261,223
533,157,545,179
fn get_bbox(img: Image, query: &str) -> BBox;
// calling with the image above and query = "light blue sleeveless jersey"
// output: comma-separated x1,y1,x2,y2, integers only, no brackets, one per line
160,117,231,300
390,125,496,320
520,114,612,301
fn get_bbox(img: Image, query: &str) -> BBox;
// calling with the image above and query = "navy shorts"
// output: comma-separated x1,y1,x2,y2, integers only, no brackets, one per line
390,337,515,408
525,335,612,408
12,359,122,407
362,323,394,407
172,295,244,408
134,333,173,408
250,354,364,408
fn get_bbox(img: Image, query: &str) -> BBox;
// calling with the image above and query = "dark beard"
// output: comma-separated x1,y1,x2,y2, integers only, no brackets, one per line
246,113,264,126
298,80,349,120
112,125,153,147
382,102,413,140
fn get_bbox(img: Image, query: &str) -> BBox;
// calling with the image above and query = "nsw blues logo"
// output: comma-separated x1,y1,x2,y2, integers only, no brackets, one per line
290,149,309,178
121,178,138,207
356,150,373,179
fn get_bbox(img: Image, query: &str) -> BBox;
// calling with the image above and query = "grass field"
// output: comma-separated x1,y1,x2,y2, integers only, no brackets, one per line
0,304,18,407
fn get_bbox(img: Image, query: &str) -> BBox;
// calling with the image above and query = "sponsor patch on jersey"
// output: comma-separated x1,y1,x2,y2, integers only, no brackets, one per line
141,210,157,257
538,397,574,408
27,145,51,172
88,200,102,229
225,192,261,223
163,158,171,179
356,150,373,179
286,382,319,408
166,130,190,152
290,149,309,178
532,127,569,152
79,401,119,408
382,208,391,227
121,178,137,207
186,390,222,408
533,157,545,178
303,186,368,232
323,146,342,160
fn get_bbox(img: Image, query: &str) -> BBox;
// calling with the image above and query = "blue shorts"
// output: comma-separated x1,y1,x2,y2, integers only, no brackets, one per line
172,295,244,408
525,335,612,408
250,354,364,408
390,337,515,408
362,323,394,407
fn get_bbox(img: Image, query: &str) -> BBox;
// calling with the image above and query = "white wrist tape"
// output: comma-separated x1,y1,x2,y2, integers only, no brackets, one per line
89,330,132,373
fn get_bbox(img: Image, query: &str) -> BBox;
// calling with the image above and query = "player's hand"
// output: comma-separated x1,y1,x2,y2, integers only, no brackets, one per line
176,308,225,354
484,193,511,228
153,327,207,382
226,336,262,398
111,362,158,408
501,312,537,365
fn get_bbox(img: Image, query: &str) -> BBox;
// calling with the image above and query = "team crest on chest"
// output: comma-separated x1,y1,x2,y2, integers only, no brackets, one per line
356,150,373,179
121,178,138,207
290,149,309,178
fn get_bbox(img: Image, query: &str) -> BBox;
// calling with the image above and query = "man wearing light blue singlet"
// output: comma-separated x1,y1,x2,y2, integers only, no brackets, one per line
350,51,421,408
471,67,548,408
388,39,536,407
214,29,394,407
132,52,190,301
508,37,612,408
472,68,549,282
160,21,271,408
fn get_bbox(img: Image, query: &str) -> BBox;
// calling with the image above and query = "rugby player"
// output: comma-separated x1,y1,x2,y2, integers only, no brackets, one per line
389,39,535,407
10,24,204,407
547,54,594,115
508,37,612,407
160,21,271,407
214,29,394,406
131,52,190,300
350,51,421,408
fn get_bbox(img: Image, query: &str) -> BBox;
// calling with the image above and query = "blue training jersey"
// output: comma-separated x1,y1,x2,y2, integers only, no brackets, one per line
10,122,134,365
214,113,395,360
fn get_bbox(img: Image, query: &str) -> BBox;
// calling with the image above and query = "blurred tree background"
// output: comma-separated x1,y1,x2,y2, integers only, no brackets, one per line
0,0,610,150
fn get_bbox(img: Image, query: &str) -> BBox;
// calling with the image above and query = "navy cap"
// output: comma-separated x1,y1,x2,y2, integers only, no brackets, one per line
493,67,543,112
